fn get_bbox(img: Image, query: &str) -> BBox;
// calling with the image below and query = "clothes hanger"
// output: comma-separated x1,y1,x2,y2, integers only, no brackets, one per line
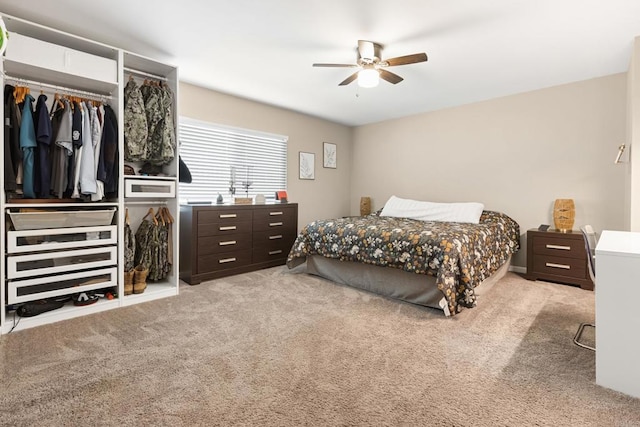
143,207,158,226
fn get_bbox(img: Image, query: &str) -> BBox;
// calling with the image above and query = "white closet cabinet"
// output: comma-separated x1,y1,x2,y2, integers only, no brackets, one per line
0,14,180,333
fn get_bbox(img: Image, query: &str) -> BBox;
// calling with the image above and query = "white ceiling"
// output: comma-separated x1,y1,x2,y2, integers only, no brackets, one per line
2,0,640,126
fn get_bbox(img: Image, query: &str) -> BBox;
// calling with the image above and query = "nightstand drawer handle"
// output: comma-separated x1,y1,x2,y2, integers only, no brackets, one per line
269,222,283,227
219,240,237,246
219,226,237,231
269,212,283,216
546,244,571,251
269,235,283,240
546,262,571,270
219,257,237,264
219,214,237,219
269,250,283,255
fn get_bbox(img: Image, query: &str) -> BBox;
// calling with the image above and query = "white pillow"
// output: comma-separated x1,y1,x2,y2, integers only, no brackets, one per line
380,196,485,224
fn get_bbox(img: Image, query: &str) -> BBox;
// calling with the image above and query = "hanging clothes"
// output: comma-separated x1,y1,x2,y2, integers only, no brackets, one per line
4,85,21,192
123,78,148,161
52,99,73,199
158,83,176,164
34,94,52,198
99,104,119,196
19,93,37,198
69,101,83,197
124,209,136,273
91,104,105,202
78,101,96,195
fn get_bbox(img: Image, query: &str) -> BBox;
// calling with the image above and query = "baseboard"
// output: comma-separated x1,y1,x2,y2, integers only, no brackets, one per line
509,265,526,274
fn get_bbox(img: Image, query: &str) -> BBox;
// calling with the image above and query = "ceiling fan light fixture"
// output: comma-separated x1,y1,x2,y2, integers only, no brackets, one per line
358,68,379,88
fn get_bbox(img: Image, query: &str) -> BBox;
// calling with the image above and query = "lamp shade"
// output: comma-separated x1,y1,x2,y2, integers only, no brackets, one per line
358,68,379,88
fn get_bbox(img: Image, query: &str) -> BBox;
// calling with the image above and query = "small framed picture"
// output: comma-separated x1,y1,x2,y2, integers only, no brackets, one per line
299,152,315,180
323,142,337,169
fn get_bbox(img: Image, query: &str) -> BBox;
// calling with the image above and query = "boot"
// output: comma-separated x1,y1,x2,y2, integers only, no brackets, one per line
133,265,149,294
123,269,135,295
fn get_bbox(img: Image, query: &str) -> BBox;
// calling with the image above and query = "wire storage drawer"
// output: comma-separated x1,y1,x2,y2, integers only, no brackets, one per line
7,208,116,230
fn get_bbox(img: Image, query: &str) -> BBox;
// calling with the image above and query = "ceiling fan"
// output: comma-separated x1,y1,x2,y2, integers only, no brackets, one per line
313,40,428,87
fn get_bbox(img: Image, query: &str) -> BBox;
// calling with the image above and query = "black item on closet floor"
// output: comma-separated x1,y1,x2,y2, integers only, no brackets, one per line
17,297,70,317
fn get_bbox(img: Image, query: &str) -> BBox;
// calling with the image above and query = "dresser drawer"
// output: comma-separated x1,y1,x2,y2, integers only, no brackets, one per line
198,209,252,225
253,209,296,232
532,235,583,259
198,233,252,255
253,229,295,246
198,220,252,237
252,239,294,263
197,250,252,274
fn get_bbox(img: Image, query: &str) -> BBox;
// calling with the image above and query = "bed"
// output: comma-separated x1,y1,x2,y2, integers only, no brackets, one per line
286,207,520,316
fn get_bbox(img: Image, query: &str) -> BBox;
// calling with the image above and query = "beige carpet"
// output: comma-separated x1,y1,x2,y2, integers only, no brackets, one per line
0,266,639,426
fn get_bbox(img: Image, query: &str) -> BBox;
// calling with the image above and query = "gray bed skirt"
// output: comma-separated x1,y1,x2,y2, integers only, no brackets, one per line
300,255,512,316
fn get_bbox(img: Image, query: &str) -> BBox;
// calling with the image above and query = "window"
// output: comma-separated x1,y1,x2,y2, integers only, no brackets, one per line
179,117,288,203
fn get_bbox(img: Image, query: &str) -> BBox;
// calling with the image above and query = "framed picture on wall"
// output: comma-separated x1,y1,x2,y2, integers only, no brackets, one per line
299,152,315,180
323,142,337,169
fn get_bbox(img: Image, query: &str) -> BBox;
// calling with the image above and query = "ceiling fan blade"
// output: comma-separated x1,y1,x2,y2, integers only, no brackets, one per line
382,53,428,67
339,72,359,86
313,63,358,68
379,69,404,84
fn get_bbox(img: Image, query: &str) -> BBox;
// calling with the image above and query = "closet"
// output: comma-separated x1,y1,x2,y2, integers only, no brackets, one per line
0,14,180,333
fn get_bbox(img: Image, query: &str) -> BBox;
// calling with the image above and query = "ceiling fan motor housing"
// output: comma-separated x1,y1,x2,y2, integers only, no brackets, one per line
357,40,382,65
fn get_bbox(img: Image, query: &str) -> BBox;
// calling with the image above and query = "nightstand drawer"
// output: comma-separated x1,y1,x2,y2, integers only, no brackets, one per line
532,236,583,259
532,255,586,279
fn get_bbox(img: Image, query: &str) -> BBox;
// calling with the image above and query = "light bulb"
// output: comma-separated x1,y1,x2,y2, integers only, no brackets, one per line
358,68,379,88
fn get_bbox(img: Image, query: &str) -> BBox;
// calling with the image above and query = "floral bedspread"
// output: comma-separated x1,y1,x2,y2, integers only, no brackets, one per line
286,211,520,315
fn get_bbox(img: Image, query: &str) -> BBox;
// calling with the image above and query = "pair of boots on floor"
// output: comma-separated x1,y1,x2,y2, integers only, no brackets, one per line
123,265,149,295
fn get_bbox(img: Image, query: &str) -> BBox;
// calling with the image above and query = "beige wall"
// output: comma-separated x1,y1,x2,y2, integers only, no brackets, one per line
628,37,640,230
351,74,627,267
179,82,353,230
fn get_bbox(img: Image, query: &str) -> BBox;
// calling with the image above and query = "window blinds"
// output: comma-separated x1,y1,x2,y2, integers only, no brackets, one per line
179,117,288,203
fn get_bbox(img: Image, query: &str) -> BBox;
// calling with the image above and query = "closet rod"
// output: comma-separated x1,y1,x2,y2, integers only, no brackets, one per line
123,67,168,82
2,74,113,100
125,200,169,206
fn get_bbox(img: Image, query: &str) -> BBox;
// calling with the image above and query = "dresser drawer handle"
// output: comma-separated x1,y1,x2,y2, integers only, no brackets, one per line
219,214,237,219
268,250,283,255
546,262,571,270
269,222,283,227
269,235,283,240
269,212,283,216
546,244,571,251
219,240,237,246
219,226,237,231
219,257,237,264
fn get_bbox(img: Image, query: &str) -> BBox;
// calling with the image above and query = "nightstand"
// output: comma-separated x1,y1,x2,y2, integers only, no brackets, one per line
525,229,594,290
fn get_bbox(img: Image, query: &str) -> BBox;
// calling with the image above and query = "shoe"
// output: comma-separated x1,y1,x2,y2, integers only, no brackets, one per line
133,265,149,294
124,270,135,295
73,292,99,306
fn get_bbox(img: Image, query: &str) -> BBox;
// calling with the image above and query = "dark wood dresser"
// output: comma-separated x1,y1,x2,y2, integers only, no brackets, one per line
179,203,298,284
525,229,594,290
